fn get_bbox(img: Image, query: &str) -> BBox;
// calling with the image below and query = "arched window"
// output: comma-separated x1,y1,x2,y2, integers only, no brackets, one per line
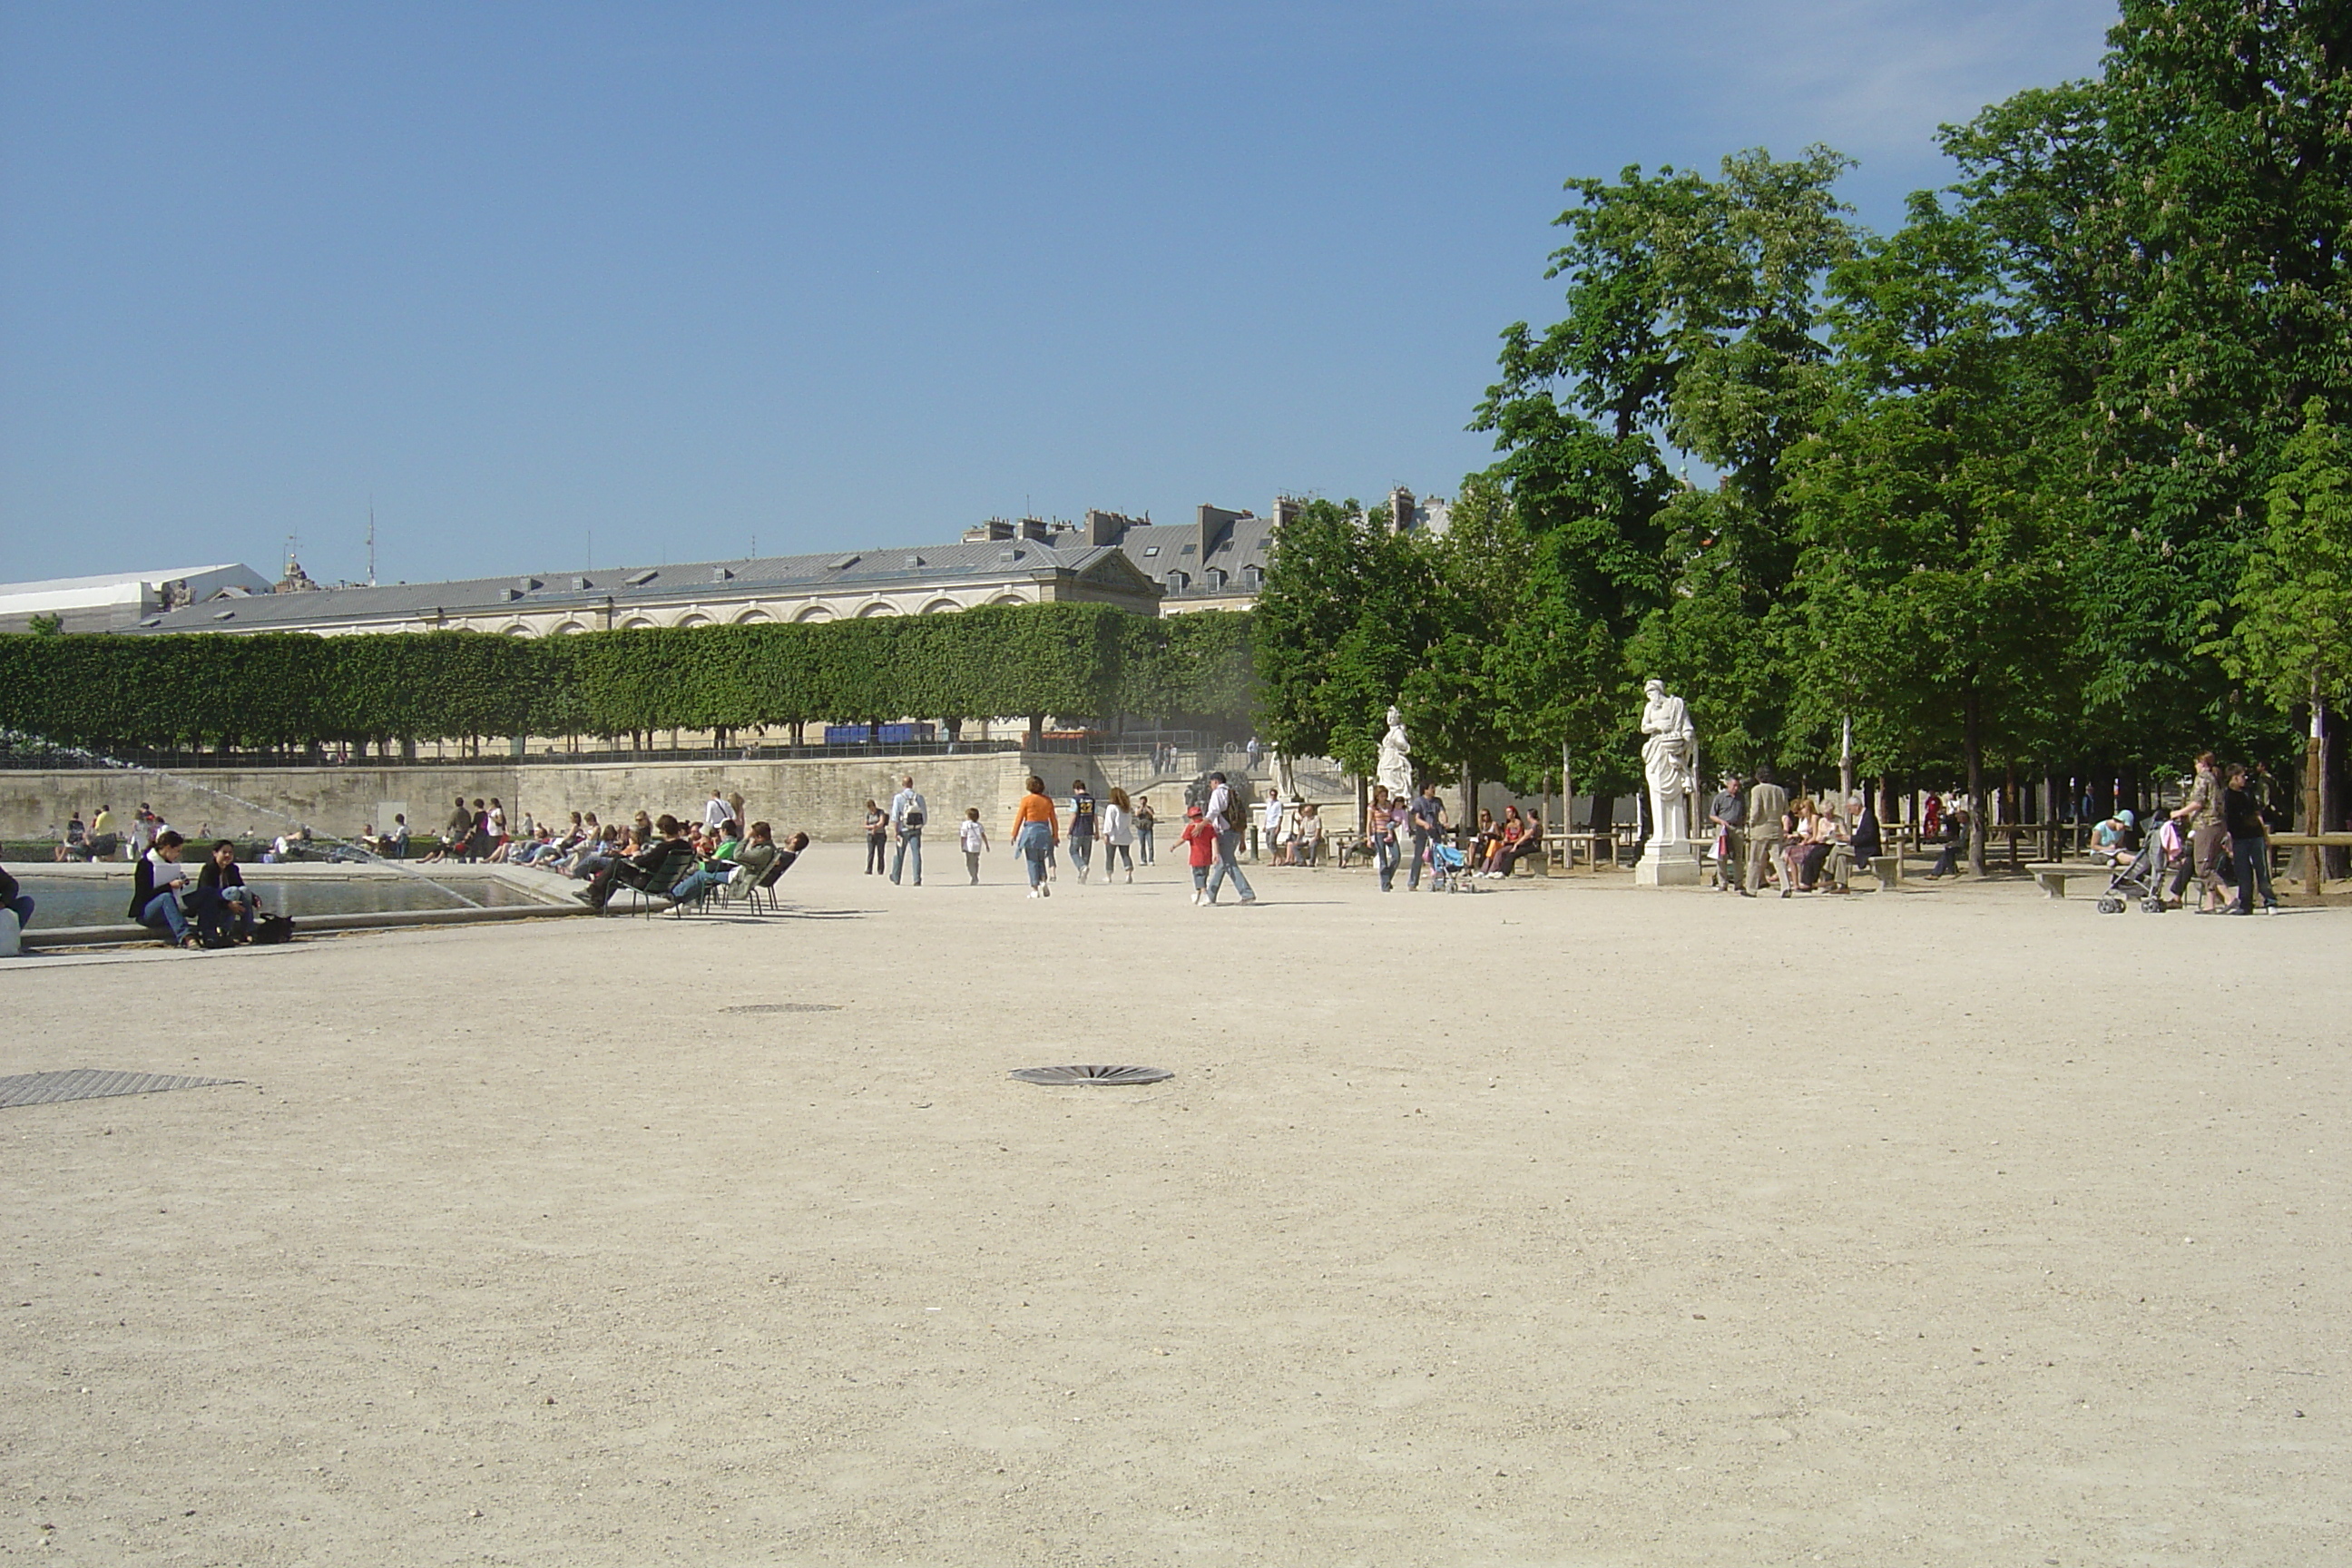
499,624,531,638
550,621,587,636
734,608,773,624
856,602,898,618
1205,568,1227,591
793,605,836,623
676,612,713,629
620,616,657,631
1165,571,1190,592
921,598,961,615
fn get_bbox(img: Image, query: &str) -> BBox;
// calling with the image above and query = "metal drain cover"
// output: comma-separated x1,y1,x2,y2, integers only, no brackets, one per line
1,1069,242,1109
722,1004,842,1014
1010,1064,1172,1086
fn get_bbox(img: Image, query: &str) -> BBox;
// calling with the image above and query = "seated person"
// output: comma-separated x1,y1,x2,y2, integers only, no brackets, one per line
0,857,33,933
1796,803,1846,891
128,830,199,947
2091,809,2141,867
1492,811,1545,877
1483,807,1525,874
189,838,262,944
1293,803,1324,866
730,821,780,887
577,817,692,913
54,812,90,863
1471,809,1501,871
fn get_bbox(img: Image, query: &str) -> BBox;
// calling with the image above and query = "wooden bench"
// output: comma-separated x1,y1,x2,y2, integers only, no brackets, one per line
2024,861,2088,899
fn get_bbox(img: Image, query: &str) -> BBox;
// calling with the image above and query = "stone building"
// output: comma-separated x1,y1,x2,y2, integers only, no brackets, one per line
0,564,274,634
128,535,1160,638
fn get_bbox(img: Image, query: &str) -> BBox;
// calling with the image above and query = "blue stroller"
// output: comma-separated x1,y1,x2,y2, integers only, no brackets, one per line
1427,839,1474,893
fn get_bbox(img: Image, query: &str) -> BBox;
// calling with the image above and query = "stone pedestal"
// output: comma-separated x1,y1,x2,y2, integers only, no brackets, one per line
1633,838,1705,887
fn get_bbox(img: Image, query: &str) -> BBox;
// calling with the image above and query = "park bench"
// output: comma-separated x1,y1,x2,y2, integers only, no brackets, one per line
1865,855,1903,892
2024,861,2090,899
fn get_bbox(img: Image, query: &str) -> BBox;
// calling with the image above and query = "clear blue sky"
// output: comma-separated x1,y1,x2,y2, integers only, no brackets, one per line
0,1,2114,587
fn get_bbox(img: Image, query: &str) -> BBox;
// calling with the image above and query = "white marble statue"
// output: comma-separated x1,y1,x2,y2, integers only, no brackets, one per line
1375,706,1414,797
1639,679,1696,848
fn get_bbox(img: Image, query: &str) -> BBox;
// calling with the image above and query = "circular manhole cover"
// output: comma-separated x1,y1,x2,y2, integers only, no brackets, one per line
1009,1064,1173,1086
722,1003,843,1014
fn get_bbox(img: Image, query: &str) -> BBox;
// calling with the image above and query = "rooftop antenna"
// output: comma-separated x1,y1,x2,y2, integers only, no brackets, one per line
284,533,299,575
366,497,377,586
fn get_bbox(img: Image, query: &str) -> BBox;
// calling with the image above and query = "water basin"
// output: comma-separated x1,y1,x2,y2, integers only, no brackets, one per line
15,874,554,930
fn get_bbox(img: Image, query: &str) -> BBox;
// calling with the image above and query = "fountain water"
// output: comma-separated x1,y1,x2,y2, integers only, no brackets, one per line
3,728,485,908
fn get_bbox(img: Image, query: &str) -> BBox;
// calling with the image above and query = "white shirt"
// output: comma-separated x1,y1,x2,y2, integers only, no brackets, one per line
703,798,731,830
1263,795,1285,833
958,818,986,853
1102,804,1131,845
892,788,926,829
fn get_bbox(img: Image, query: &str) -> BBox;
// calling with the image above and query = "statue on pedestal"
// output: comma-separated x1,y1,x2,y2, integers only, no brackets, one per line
1635,679,1703,886
1375,706,1414,798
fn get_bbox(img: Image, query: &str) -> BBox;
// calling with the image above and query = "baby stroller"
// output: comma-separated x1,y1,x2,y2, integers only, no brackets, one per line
2094,836,2165,915
1427,839,1475,893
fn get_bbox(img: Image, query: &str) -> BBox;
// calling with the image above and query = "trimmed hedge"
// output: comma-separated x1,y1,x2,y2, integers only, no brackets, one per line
0,604,1253,752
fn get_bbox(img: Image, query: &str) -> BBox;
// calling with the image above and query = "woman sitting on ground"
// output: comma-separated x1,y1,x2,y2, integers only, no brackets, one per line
128,830,199,948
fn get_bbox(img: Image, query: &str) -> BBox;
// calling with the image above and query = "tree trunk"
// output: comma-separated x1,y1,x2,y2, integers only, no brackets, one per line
1460,763,1474,849
2308,688,2328,896
1964,691,1987,877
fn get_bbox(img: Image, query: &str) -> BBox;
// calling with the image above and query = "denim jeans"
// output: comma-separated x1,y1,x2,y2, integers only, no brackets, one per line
1069,835,1094,878
1374,833,1398,891
141,890,190,942
189,886,256,942
2232,832,2275,911
668,865,730,906
1206,829,1254,903
1408,829,1429,890
890,831,922,885
5,893,32,930
1016,822,1052,887
1136,827,1154,865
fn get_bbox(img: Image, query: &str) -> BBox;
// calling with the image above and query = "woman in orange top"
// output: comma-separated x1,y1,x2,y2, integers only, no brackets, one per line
1010,775,1060,898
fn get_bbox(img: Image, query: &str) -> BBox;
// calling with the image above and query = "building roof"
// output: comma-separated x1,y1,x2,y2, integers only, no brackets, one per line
131,538,1157,633
1116,514,1276,603
0,564,267,612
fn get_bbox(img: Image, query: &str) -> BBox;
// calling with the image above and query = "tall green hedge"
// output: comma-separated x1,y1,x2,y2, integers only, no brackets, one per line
0,604,1254,752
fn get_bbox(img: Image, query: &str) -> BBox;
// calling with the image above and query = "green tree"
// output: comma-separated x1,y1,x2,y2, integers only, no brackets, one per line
2205,402,2352,841
1788,191,2075,872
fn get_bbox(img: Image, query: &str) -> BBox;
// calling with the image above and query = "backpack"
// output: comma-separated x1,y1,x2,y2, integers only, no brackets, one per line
255,914,296,945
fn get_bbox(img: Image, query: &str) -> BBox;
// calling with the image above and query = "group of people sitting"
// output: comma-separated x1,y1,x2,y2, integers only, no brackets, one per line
126,832,275,948
1259,790,1327,867
569,812,808,914
1466,806,1546,879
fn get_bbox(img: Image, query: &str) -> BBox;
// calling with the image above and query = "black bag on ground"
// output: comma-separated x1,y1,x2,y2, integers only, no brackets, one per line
254,915,296,945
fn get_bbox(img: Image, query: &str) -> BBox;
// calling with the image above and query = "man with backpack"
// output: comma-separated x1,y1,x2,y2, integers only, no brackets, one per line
1066,779,1097,882
889,774,926,887
1201,771,1256,906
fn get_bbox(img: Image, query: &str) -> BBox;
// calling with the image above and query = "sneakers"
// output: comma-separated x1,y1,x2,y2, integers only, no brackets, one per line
1238,896,1257,906
1026,887,1039,898
1040,883,1051,897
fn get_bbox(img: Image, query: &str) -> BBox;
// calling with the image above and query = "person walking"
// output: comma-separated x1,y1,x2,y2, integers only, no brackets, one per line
1707,774,1747,895
1066,779,1098,882
1180,805,1217,904
1134,795,1156,865
1369,786,1403,892
2222,764,2278,915
1102,788,1136,883
1011,775,1058,897
1259,785,1285,864
959,808,990,885
863,799,888,875
889,774,926,886
1406,781,1447,892
1202,770,1256,906
1745,769,1790,897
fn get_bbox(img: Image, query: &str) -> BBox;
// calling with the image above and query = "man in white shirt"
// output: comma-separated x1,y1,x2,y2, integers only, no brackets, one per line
1203,771,1256,906
703,790,731,833
889,775,926,887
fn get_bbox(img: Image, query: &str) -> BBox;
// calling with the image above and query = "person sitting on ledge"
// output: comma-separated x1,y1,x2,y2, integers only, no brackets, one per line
129,830,199,948
190,838,262,945
0,856,34,935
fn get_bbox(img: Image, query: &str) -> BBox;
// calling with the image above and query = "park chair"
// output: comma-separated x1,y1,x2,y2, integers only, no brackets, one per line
610,839,699,919
733,854,792,914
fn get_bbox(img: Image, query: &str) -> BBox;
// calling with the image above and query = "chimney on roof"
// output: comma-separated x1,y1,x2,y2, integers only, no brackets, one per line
1082,510,1137,546
963,518,1016,543
1018,516,1050,542
1388,487,1416,534
1195,504,1248,562
1272,495,1301,531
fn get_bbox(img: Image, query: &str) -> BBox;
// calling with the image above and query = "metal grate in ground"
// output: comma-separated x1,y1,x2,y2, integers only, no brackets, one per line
0,1069,242,1109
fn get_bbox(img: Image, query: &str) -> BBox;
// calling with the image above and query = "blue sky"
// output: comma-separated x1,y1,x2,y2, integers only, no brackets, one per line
0,1,2115,587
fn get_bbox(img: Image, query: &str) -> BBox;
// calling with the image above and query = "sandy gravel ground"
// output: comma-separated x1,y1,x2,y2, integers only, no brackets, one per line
4,850,2345,1567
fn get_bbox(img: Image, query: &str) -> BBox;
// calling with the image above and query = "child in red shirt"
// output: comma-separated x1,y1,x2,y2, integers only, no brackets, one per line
1179,806,1217,907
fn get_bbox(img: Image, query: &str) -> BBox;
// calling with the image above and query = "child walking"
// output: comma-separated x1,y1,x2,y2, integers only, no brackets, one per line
1179,805,1217,906
958,807,990,884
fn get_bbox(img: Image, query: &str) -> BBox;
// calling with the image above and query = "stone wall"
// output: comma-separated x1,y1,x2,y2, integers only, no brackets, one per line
0,751,1070,846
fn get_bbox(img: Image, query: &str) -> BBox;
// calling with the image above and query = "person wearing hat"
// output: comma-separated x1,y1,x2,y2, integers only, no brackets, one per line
1178,804,1218,905
1707,773,1748,894
2092,808,2141,868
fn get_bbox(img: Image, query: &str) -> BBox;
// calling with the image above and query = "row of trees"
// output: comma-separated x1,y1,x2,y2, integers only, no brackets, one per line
0,603,1253,754
1257,1,2352,870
